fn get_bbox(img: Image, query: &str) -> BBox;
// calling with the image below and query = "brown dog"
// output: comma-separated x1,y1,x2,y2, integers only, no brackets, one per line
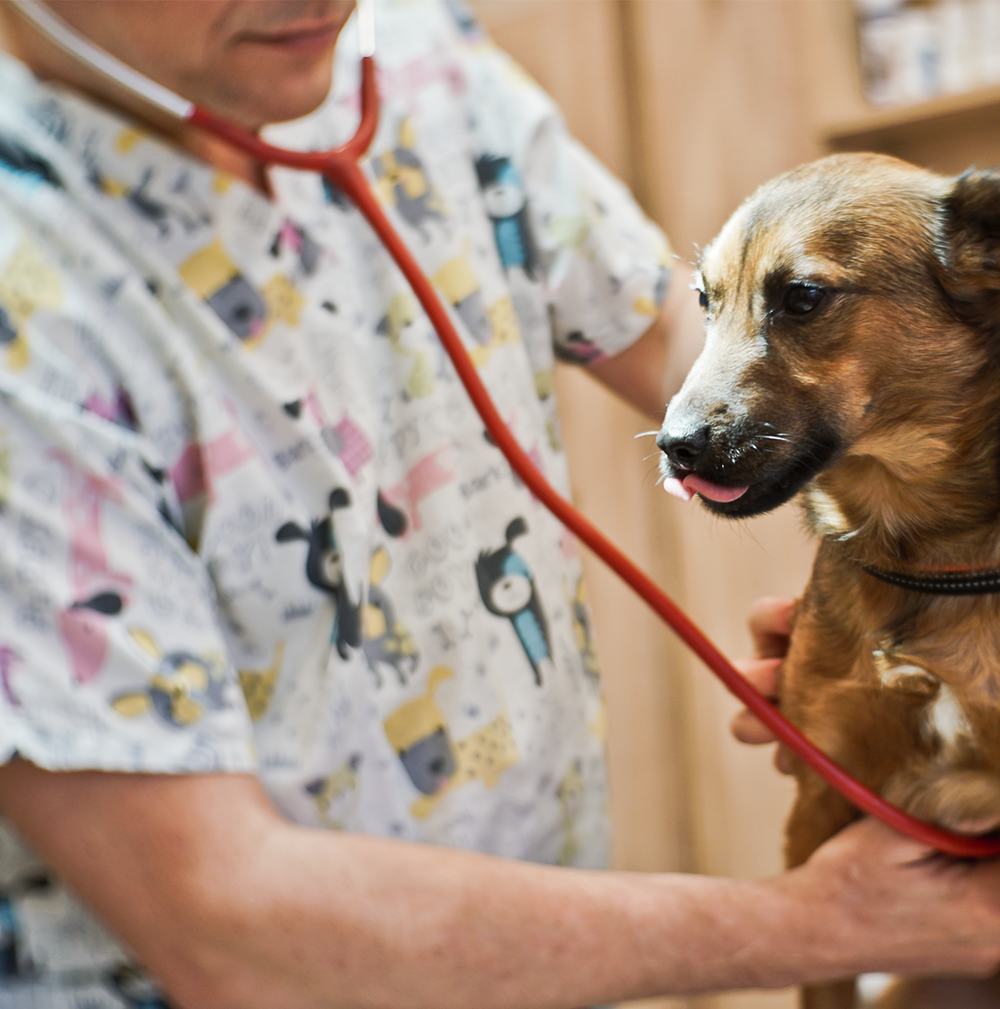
657,152,1000,1009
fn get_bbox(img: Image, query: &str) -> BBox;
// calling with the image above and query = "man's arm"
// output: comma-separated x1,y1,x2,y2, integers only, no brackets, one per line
588,263,705,420
2,760,999,1009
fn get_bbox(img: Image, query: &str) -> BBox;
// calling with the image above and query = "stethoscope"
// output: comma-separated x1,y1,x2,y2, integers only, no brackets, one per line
11,0,999,858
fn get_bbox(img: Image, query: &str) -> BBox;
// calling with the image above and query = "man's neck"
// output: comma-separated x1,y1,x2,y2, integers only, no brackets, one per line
0,10,270,193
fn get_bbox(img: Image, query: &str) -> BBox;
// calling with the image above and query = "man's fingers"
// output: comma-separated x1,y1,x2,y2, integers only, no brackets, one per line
731,658,781,744
730,710,794,774
775,746,794,775
730,656,795,770
735,656,782,695
730,708,777,745
817,816,938,869
748,596,797,659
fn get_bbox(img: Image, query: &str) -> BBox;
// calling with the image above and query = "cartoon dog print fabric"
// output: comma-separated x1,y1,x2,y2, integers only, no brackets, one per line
0,0,670,1002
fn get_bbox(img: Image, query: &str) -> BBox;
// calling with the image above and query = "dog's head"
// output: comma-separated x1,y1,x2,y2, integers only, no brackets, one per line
658,153,1000,530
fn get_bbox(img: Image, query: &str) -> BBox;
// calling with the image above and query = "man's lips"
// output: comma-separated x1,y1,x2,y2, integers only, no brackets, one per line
663,473,750,504
237,22,341,54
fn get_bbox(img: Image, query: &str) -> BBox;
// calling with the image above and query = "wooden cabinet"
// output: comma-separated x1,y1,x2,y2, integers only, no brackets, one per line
825,81,1000,171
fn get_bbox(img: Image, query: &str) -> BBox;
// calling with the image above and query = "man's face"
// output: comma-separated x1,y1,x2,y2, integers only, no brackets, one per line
46,1,354,127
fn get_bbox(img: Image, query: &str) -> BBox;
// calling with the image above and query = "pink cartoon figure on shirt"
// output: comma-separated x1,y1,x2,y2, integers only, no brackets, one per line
169,414,257,505
284,391,374,477
381,448,455,533
51,451,132,685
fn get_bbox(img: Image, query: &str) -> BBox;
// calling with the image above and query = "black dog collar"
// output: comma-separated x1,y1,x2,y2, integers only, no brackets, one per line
860,564,1000,596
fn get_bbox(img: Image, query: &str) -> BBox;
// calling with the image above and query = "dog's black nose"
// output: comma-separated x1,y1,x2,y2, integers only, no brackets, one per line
657,426,710,470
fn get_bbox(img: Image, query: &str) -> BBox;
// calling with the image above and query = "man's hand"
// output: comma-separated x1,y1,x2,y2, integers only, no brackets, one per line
778,816,1000,985
730,595,796,773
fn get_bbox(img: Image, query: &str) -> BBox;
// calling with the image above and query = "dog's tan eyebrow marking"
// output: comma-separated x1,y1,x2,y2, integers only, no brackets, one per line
739,218,759,276
737,214,766,304
815,221,865,264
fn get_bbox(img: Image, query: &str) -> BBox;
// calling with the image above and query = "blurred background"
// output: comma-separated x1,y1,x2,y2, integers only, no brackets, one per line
472,2,1000,1007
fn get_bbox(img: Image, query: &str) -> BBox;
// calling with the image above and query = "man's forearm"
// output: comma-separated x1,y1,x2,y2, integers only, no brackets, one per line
7,767,996,1009
176,822,842,1009
7,766,834,1009
589,263,706,419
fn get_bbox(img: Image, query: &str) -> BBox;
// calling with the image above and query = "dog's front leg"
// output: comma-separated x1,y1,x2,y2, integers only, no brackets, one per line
801,980,857,1009
784,776,857,869
865,975,1000,1008
786,779,860,1009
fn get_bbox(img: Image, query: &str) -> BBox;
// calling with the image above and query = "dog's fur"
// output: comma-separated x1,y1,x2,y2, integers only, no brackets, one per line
658,153,1000,1009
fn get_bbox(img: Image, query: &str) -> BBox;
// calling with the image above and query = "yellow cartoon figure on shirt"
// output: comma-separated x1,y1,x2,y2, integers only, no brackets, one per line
0,239,63,372
433,253,491,347
383,665,518,819
362,547,419,688
238,642,285,722
305,753,363,829
111,628,227,727
432,251,521,368
373,118,446,241
556,758,585,866
179,239,269,346
377,292,435,400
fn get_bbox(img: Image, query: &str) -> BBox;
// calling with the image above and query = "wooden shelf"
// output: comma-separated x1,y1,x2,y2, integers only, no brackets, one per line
823,81,1000,149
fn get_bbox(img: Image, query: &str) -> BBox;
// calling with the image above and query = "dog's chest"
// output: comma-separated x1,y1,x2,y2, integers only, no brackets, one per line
860,600,1000,762
871,647,974,757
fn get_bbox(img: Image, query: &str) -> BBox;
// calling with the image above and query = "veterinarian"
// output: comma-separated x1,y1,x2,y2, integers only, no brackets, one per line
0,2,999,1007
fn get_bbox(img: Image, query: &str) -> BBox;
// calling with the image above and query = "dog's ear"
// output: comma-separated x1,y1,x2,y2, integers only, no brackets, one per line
937,169,1000,327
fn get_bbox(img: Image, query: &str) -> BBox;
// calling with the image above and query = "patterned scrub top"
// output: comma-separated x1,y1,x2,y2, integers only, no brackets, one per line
0,1,670,1005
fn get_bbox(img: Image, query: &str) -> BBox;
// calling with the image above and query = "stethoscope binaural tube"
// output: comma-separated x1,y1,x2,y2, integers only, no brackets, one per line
10,0,379,176
8,0,1000,860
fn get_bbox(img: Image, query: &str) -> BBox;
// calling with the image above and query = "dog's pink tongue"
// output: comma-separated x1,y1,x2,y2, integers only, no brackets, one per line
664,474,749,504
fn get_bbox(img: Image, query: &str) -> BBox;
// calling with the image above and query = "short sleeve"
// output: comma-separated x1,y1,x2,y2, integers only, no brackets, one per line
0,230,256,776
458,23,673,364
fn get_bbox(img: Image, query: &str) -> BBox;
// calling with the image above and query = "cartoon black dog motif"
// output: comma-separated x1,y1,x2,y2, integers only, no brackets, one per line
475,154,537,279
475,517,552,686
377,489,408,538
276,488,362,659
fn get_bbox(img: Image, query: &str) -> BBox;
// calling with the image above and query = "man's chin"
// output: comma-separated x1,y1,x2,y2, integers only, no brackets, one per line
210,61,337,129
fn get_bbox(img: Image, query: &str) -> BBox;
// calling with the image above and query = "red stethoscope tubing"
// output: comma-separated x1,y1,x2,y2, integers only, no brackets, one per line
189,57,1000,860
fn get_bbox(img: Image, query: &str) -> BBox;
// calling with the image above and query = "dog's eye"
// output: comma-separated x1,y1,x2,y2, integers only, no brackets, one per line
697,289,709,311
783,283,826,316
